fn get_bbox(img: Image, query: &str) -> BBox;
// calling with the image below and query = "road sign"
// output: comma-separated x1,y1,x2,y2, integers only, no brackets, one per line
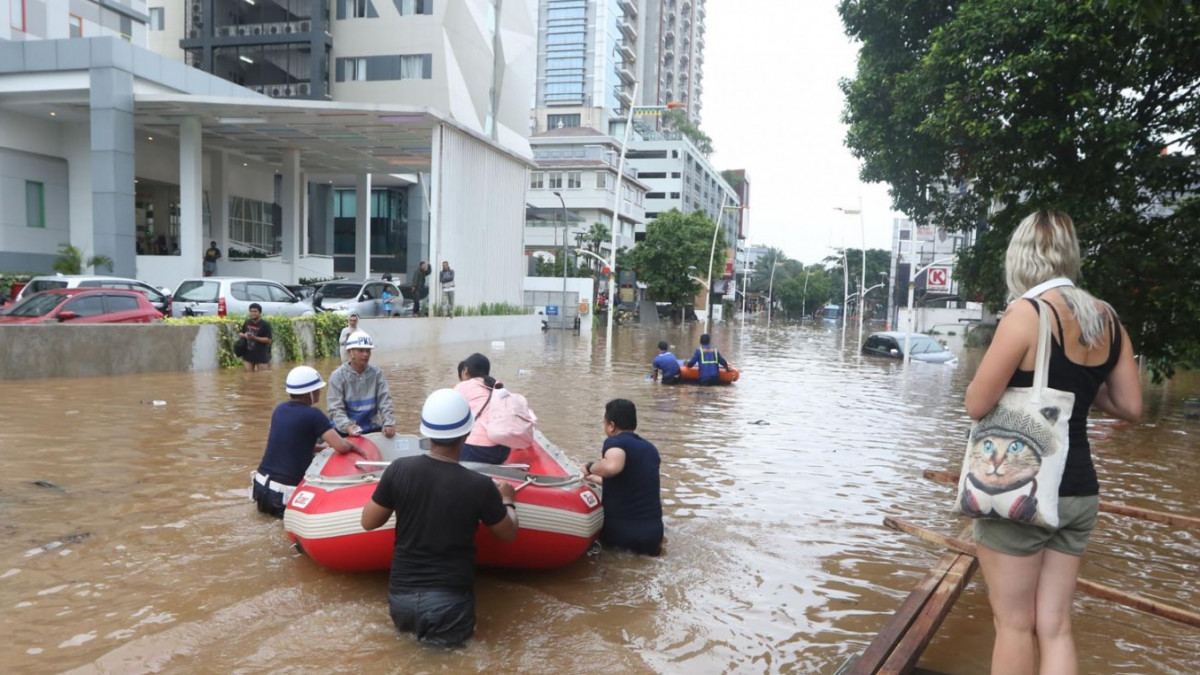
927,266,951,293
546,305,559,316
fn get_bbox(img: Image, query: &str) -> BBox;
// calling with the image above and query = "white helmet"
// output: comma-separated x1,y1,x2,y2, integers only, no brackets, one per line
345,331,375,350
419,388,475,440
285,365,327,395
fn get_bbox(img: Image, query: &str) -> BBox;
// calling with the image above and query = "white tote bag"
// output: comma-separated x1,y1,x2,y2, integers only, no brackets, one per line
954,299,1075,528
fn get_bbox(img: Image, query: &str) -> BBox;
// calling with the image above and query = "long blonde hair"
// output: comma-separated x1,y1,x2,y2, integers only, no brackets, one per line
1005,210,1113,347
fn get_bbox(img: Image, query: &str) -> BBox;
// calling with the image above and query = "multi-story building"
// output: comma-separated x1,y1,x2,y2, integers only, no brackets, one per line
624,132,739,247
888,216,974,329
524,125,647,266
2,0,150,42
639,0,704,123
530,0,706,136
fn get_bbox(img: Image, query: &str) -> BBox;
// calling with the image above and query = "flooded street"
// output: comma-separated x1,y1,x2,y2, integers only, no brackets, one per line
2,322,1198,674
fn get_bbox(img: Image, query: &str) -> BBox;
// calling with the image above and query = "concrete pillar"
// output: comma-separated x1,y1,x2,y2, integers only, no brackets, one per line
405,177,430,283
355,172,372,277
300,171,309,258
64,125,94,264
280,149,302,281
179,116,203,277
89,66,137,277
210,149,228,254
307,183,335,256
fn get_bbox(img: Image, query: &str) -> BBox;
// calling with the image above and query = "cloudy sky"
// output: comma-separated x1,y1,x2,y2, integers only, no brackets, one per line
702,1,903,266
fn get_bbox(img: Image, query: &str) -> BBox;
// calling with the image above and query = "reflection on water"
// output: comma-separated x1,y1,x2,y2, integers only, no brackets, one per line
2,322,1197,673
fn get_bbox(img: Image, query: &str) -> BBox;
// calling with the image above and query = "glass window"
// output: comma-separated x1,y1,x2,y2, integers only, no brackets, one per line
64,295,106,318
267,284,295,302
400,55,424,79
567,172,582,189
11,0,25,31
247,284,273,302
148,8,163,31
596,172,607,189
548,172,563,189
530,172,544,189
350,58,367,81
547,113,581,128
105,294,140,313
70,14,84,37
397,0,433,14
176,280,219,302
231,282,251,302
350,0,368,18
25,181,45,228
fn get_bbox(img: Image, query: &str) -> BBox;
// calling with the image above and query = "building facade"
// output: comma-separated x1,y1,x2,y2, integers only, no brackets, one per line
524,126,646,266
888,216,974,329
624,133,739,247
638,0,704,123
2,0,149,43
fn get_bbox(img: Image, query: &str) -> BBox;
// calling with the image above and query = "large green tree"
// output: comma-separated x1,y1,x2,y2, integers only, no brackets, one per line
625,209,727,310
840,0,1200,376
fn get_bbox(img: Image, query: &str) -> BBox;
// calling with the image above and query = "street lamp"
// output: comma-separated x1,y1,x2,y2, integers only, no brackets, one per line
904,257,955,364
767,260,784,328
553,190,568,327
835,202,867,347
801,268,812,321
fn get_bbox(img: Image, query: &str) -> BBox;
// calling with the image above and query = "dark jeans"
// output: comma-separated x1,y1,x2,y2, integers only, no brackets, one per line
661,374,682,385
461,443,511,464
389,588,476,648
251,480,286,518
600,517,664,556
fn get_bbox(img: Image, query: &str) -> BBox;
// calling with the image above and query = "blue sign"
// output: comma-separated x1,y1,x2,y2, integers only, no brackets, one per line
546,305,559,316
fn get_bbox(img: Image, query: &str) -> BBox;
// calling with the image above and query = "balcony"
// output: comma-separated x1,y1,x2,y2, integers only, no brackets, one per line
682,0,692,13
619,18,638,41
664,28,675,43
616,86,633,106
618,64,636,85
619,0,638,17
617,40,636,62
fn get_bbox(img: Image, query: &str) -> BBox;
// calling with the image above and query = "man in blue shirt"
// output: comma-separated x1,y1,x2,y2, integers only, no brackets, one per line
252,366,362,518
582,399,663,556
651,340,682,384
686,333,731,385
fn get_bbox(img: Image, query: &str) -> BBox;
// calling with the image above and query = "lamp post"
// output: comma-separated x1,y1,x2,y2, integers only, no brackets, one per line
835,202,867,347
904,256,955,364
739,246,749,330
553,190,568,327
801,268,812,321
767,260,784,328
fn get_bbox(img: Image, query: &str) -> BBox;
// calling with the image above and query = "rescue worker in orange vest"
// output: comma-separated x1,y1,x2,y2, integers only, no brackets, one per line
685,333,731,385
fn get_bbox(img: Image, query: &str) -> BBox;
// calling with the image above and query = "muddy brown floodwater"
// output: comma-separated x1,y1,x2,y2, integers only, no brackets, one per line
2,323,1197,674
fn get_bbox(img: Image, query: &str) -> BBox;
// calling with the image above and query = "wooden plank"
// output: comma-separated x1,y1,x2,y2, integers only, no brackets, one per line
885,516,1200,629
921,469,1200,530
879,553,979,674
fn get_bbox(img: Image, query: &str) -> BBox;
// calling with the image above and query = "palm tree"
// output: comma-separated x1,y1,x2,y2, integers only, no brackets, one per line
53,243,114,275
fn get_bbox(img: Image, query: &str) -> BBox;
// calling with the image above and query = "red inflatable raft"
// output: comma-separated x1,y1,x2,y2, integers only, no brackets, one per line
283,430,603,572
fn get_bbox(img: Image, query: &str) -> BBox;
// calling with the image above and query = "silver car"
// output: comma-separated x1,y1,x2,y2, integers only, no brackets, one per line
170,277,315,318
315,279,411,317
862,332,958,364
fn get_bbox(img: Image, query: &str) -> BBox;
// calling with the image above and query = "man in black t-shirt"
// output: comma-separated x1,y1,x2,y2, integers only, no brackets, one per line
582,398,664,556
361,389,519,647
238,303,273,372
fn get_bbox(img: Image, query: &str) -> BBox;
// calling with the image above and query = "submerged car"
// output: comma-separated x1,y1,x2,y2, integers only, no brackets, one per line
862,332,958,364
314,279,412,317
170,277,315,318
0,288,162,324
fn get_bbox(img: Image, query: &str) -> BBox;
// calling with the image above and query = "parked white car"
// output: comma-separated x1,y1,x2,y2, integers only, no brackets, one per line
170,277,315,318
314,279,412,317
17,275,171,315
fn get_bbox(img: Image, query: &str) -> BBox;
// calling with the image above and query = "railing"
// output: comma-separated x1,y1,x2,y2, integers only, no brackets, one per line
212,19,313,38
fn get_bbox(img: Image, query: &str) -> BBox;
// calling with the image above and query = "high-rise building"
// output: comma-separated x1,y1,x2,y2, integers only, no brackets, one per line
530,0,705,136
2,0,149,42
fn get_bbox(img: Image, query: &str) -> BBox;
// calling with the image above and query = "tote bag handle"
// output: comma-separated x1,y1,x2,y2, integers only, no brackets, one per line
1030,298,1053,404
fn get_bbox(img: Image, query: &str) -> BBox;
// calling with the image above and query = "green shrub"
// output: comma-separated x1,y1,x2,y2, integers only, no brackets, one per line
165,313,348,368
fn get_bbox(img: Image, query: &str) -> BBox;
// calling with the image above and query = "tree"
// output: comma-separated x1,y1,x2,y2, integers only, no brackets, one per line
840,0,1200,377
663,108,715,156
625,209,727,311
54,243,113,275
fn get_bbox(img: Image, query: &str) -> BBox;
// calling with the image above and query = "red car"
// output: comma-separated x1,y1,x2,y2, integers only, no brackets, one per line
0,288,163,324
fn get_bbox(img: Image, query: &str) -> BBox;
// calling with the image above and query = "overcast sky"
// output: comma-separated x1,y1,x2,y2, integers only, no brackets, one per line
703,1,902,266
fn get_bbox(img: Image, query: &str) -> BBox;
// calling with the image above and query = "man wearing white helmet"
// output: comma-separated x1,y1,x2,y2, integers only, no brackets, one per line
327,331,396,438
252,366,362,518
361,389,519,648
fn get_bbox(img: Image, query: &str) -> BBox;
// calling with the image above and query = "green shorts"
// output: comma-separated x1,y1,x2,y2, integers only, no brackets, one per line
974,495,1100,557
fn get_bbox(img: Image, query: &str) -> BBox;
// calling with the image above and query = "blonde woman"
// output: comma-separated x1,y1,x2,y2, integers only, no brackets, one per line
964,210,1142,674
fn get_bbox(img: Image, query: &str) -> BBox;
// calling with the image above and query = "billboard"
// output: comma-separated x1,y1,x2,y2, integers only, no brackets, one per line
926,266,952,293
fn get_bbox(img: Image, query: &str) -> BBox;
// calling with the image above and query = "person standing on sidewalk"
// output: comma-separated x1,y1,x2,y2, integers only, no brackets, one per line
411,261,429,316
439,261,456,316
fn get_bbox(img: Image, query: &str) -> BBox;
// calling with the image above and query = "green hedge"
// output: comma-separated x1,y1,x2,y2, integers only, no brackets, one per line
165,313,347,369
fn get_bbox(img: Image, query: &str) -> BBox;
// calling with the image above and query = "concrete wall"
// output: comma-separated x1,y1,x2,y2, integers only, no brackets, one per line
0,315,542,380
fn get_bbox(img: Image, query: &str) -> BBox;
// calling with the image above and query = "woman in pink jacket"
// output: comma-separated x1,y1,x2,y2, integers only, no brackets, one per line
454,353,510,464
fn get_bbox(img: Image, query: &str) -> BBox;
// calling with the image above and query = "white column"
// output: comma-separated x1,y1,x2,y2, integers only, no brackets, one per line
427,126,442,309
179,117,204,277
355,172,372,277
300,171,309,259
280,149,302,281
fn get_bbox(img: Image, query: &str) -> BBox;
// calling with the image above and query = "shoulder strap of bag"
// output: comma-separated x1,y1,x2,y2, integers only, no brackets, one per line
476,385,495,420
1031,298,1053,402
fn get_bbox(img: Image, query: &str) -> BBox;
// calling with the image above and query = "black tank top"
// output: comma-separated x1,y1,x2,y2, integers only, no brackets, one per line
1006,299,1121,496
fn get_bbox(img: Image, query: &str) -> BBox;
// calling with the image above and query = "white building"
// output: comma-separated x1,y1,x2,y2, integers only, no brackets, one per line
889,216,976,330
1,6,533,309
524,125,647,266
625,132,739,247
